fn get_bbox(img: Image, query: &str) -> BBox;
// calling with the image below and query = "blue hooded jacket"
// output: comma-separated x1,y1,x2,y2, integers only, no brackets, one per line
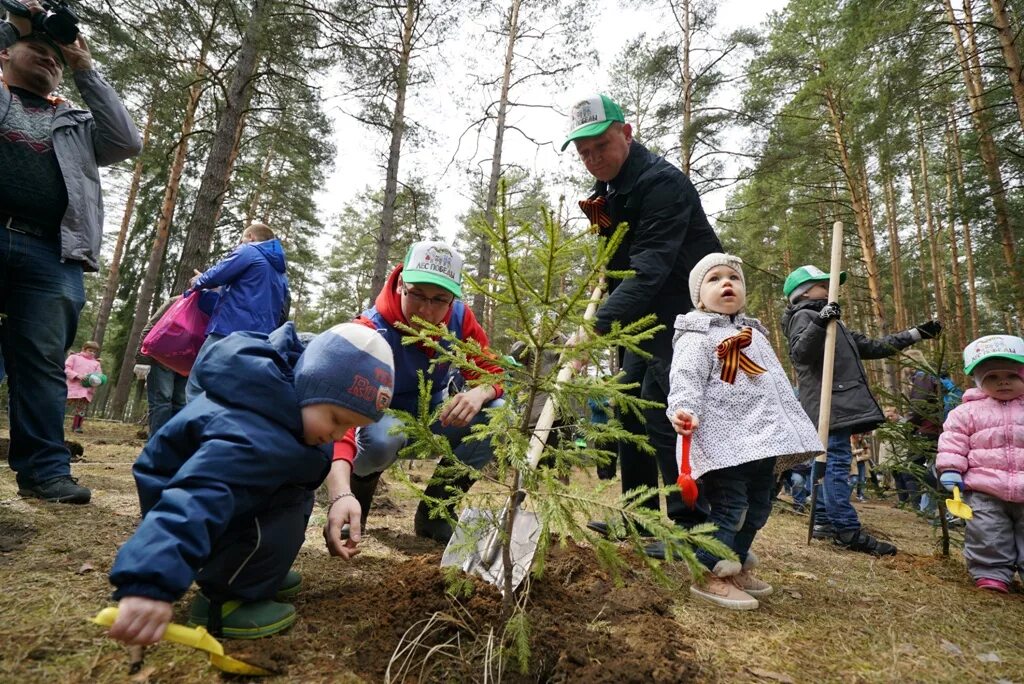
191,238,289,337
109,324,330,602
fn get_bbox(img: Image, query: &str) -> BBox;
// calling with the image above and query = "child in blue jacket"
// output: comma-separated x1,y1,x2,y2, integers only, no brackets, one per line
106,322,394,645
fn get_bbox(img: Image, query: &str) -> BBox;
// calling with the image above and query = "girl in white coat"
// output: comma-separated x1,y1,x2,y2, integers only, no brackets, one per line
667,253,823,610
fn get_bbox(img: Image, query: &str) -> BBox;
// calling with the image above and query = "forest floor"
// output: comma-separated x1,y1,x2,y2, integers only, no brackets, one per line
1,419,1022,683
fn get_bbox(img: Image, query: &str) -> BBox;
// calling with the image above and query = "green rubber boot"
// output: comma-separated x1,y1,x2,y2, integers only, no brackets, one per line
275,570,302,600
188,593,296,639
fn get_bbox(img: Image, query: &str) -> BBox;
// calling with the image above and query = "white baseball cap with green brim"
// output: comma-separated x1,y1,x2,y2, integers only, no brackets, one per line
962,334,1024,375
401,241,463,298
561,94,625,151
783,265,847,300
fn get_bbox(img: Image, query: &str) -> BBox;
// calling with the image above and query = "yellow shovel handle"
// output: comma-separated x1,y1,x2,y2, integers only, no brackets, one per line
91,607,225,656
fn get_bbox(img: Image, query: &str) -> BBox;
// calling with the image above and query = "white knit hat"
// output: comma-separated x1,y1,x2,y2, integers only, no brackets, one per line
689,253,745,308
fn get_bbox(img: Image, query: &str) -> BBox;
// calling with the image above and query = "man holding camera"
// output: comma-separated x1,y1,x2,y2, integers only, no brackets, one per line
1,2,142,503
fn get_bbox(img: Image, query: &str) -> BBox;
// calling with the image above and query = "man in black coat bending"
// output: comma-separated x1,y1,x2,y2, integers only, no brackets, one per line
564,94,722,555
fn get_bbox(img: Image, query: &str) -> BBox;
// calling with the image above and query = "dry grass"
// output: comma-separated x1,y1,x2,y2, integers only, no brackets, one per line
1,420,1022,683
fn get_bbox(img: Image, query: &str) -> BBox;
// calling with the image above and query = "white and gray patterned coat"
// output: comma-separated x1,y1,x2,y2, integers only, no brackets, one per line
666,311,824,479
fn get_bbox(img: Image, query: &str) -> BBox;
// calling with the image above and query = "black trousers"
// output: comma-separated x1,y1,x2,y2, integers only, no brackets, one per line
618,349,708,527
196,486,313,602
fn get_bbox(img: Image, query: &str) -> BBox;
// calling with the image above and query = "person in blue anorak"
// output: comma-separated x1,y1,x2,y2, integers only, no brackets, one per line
184,222,290,400
105,322,394,646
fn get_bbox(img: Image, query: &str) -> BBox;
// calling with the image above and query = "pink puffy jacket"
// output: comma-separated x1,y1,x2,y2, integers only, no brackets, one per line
936,388,1024,503
65,352,102,402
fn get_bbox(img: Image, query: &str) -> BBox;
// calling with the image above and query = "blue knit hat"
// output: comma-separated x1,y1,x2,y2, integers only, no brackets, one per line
294,323,395,422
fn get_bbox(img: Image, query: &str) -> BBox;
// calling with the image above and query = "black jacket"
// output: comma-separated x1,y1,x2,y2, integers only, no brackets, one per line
589,141,721,363
782,299,919,434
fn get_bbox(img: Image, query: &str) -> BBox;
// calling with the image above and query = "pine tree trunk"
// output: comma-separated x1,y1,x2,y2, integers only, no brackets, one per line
245,144,276,227
369,0,417,298
909,172,929,322
943,138,968,354
915,111,947,324
173,0,267,294
823,85,887,333
108,59,208,418
881,163,907,330
991,264,1015,331
943,0,1024,320
948,107,980,338
989,0,1024,133
676,0,693,174
473,0,522,330
92,101,153,347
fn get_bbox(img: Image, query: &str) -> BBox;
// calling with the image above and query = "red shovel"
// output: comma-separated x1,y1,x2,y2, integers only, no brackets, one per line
675,421,698,508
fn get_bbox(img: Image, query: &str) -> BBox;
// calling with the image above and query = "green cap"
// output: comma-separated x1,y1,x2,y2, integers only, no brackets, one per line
962,335,1024,375
401,241,463,298
561,94,625,151
783,265,847,300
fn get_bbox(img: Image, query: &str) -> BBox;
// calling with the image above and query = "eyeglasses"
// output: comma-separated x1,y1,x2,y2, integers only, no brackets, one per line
401,287,454,308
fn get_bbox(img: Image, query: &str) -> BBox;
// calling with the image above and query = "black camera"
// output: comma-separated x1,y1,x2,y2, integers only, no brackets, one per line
1,0,79,45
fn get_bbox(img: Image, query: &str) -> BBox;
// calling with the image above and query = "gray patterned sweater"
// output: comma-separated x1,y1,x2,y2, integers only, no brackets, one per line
666,310,824,479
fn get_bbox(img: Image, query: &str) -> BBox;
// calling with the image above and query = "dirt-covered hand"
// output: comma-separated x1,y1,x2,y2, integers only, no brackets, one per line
323,494,361,560
814,302,841,327
108,596,173,646
914,320,942,340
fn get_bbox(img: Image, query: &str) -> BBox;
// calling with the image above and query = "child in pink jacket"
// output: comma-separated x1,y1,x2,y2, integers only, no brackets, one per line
936,334,1024,594
65,341,104,434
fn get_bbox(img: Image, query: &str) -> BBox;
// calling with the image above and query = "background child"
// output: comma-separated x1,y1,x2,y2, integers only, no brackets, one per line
936,334,1024,594
781,265,940,556
106,322,394,646
64,341,103,434
667,253,823,611
850,434,871,502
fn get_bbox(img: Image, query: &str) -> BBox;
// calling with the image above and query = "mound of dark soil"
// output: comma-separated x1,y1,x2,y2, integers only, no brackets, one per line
298,541,699,683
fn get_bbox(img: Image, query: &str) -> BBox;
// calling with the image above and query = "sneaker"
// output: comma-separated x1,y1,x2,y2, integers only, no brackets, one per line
275,570,302,600
690,575,759,610
18,476,91,504
188,594,296,639
811,523,835,540
975,578,1010,594
856,495,866,502
733,570,773,598
833,528,897,556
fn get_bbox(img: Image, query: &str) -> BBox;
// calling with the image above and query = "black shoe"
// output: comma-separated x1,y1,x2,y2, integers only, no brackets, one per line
414,500,455,544
811,523,835,540
833,528,897,556
413,463,474,544
18,476,91,504
642,541,683,561
586,519,655,540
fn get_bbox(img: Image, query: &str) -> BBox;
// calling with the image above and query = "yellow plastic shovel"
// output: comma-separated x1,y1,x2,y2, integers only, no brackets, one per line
945,486,973,520
91,607,274,676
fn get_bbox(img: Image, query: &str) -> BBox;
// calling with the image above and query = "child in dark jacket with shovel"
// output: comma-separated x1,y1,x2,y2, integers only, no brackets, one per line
667,254,823,610
106,323,394,646
781,265,940,556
